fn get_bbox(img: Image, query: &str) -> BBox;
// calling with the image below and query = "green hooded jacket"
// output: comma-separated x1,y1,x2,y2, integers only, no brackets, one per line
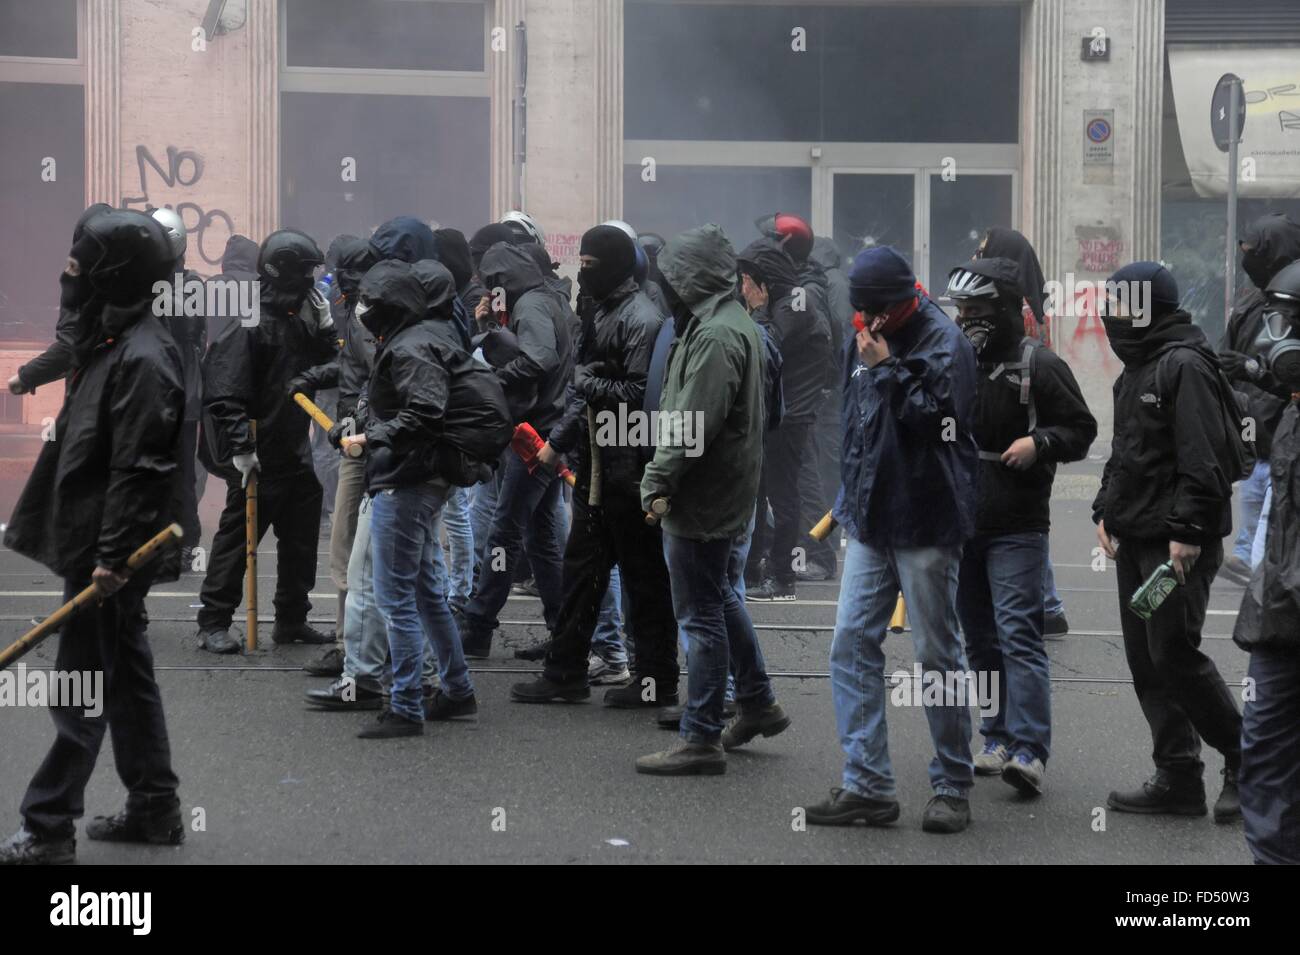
640,225,764,540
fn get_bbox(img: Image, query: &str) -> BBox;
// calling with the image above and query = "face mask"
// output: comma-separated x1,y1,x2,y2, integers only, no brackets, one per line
859,294,919,338
355,300,380,336
1241,251,1274,291
1255,307,1300,388
59,270,91,311
959,317,997,355
577,263,623,302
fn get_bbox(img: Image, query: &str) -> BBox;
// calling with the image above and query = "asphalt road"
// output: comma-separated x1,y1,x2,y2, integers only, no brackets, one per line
0,460,1256,864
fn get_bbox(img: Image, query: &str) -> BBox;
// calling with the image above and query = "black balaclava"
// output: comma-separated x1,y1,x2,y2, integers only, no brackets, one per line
355,259,426,341
433,227,474,292
577,225,636,302
469,223,518,274
976,227,1048,324
334,238,378,302
1101,261,1182,366
1240,213,1300,291
950,257,1023,359
60,202,114,311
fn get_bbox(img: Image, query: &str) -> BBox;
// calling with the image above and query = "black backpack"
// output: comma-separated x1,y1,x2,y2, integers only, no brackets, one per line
1153,344,1257,482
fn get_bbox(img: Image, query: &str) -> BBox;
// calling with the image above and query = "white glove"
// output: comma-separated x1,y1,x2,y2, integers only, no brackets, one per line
307,288,334,331
233,451,260,488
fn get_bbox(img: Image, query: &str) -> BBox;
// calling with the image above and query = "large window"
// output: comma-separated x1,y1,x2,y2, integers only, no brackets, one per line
279,0,491,244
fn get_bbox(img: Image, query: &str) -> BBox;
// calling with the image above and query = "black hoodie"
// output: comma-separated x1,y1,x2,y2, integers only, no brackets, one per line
977,227,1048,324
1093,312,1234,544
477,242,574,434
738,237,831,424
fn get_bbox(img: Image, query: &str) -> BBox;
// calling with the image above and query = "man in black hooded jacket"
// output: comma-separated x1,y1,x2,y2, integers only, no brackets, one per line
510,224,679,707
456,242,574,657
195,229,338,654
0,209,185,864
1092,261,1242,822
1217,213,1300,584
737,237,832,601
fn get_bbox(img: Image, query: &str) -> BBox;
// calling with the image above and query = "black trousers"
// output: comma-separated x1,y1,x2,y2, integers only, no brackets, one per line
1115,536,1242,780
797,398,839,573
543,491,678,687
748,419,812,586
179,421,202,547
196,469,322,632
21,577,179,838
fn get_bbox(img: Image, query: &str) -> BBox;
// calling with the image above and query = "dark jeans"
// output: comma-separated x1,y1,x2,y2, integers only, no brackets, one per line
1114,536,1241,780
1241,648,1300,864
544,492,678,686
179,420,202,546
957,531,1051,763
749,419,812,585
664,532,776,744
21,577,180,838
197,469,322,632
797,397,839,573
462,450,565,634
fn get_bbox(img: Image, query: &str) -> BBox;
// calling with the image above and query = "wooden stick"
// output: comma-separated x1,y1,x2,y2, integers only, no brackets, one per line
644,497,670,526
293,392,362,458
0,524,182,671
810,511,837,542
889,593,907,633
246,420,258,652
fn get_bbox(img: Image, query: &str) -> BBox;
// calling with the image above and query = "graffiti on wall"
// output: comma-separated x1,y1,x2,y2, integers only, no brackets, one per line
121,145,235,267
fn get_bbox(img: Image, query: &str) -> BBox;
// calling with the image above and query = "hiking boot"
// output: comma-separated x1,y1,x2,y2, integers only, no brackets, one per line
305,678,384,710
1001,753,1046,796
974,741,1010,776
1044,612,1069,637
303,646,344,677
0,826,75,865
357,709,424,739
461,627,492,660
806,788,900,826
604,678,678,709
272,621,333,645
588,653,632,685
745,578,796,602
1107,773,1207,816
635,739,726,776
511,675,591,703
720,702,791,751
198,627,241,654
86,808,184,846
424,689,478,721
656,700,738,729
1214,767,1241,823
921,795,971,834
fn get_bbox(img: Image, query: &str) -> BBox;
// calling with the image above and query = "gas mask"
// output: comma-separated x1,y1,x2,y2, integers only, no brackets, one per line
1252,305,1300,389
955,303,999,355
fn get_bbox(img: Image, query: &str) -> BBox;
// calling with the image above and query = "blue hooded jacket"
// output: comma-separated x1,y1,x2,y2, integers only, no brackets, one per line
833,250,979,548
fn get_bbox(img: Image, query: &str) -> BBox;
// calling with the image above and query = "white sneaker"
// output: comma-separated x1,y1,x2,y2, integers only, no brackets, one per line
974,741,1010,776
587,654,631,685
1001,753,1045,796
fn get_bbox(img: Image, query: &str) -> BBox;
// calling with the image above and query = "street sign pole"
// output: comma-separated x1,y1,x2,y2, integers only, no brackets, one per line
1225,79,1241,325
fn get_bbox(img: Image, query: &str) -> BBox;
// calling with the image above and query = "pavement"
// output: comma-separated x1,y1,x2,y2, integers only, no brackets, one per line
0,458,1256,863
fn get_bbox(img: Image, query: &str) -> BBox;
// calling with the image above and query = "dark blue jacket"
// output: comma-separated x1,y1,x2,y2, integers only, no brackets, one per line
832,296,979,548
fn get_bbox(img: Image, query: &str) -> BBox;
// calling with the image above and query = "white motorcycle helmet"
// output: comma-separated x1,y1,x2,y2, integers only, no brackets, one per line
500,210,545,246
151,207,188,261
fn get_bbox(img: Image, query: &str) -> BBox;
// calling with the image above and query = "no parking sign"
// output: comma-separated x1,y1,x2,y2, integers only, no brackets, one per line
1083,109,1114,165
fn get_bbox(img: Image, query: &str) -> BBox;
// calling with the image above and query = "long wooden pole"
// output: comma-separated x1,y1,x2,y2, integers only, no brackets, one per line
246,420,258,652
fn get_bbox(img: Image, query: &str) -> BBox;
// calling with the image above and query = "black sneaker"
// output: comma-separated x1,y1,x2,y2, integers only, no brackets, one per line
514,639,552,661
1107,773,1207,816
0,826,75,865
511,676,591,703
303,646,344,677
305,678,384,710
424,689,478,721
272,621,333,645
806,788,900,826
921,795,971,834
86,808,184,846
745,578,796,602
795,562,836,582
604,678,678,709
1213,767,1241,823
357,709,424,739
198,627,241,654
1044,612,1069,637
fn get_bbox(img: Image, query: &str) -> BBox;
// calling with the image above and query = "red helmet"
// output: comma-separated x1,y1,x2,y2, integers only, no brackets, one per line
756,212,814,263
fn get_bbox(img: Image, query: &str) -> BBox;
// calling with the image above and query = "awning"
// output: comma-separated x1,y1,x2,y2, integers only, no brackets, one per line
1168,46,1300,199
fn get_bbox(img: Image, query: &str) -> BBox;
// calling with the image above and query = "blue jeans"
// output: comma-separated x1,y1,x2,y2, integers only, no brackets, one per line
343,494,389,694
591,564,628,665
1043,556,1063,618
370,485,474,722
463,451,565,633
470,472,499,575
442,486,474,608
1251,485,1272,570
1234,460,1271,562
678,510,754,703
664,531,775,744
957,532,1051,763
830,538,973,799
1241,648,1300,865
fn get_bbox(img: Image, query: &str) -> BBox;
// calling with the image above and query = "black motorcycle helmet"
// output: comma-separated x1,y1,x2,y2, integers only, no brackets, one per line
68,209,173,306
257,229,323,291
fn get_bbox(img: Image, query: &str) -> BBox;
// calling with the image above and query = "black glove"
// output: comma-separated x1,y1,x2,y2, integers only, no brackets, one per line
1220,350,1263,383
288,374,316,400
327,421,347,449
574,362,607,400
